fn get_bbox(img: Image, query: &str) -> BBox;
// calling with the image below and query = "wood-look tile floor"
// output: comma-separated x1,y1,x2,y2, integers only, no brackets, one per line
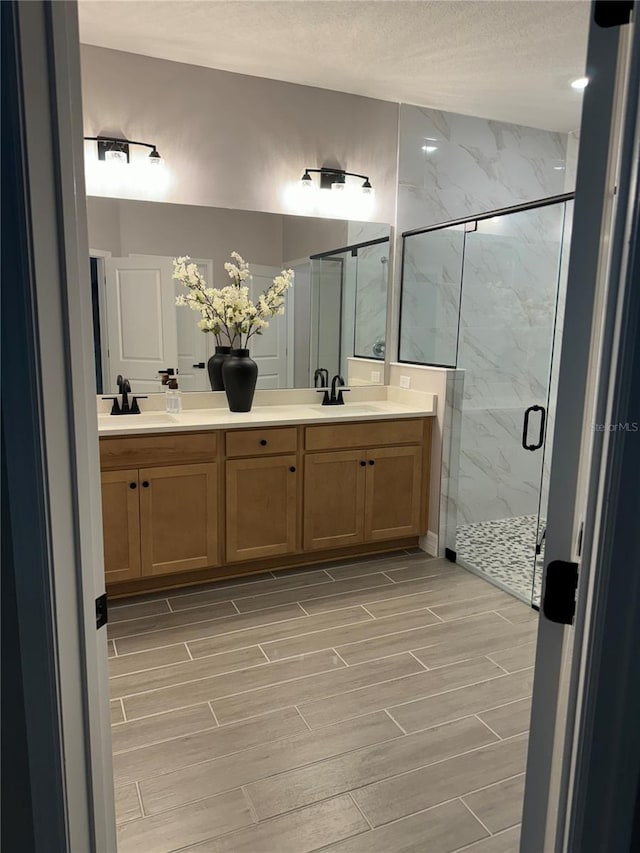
108,551,538,853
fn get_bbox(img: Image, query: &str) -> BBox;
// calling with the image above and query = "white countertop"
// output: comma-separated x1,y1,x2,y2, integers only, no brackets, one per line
97,390,436,436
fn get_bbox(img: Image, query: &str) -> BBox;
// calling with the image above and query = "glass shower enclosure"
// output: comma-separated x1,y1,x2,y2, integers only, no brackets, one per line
399,194,574,606
310,237,389,382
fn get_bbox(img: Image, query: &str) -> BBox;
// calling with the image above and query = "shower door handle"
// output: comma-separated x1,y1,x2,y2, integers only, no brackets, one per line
522,405,546,451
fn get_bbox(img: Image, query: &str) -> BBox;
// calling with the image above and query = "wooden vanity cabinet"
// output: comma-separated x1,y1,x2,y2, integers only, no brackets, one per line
100,417,432,594
100,434,219,581
101,469,141,583
303,419,429,550
139,463,218,576
226,454,298,562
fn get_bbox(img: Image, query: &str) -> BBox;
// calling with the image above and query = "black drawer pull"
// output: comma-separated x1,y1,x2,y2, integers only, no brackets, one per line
289,466,296,473
260,439,268,446
359,460,366,467
369,460,375,466
129,482,137,490
142,481,150,488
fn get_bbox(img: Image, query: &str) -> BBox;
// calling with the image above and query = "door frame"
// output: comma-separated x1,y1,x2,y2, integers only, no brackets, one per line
522,8,639,852
2,1,116,850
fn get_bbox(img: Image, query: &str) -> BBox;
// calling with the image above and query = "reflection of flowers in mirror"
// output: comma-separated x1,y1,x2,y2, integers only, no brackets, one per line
173,253,294,349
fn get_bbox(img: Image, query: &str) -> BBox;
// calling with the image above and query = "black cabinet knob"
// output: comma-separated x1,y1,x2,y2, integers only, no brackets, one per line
142,481,150,488
260,439,268,446
369,460,375,466
192,362,205,369
129,482,137,489
359,460,366,467
289,466,296,473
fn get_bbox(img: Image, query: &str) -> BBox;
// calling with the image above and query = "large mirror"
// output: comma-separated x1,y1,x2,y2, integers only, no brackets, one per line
87,197,390,394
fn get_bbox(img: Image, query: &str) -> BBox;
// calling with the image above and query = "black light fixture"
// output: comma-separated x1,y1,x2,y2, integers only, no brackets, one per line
85,135,163,166
299,167,373,195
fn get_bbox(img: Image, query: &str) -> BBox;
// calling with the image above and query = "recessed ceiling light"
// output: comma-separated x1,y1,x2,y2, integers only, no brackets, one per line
571,77,589,90
422,145,438,153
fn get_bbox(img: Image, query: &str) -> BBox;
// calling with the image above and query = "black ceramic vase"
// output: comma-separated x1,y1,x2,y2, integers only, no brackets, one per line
222,348,258,412
207,346,231,391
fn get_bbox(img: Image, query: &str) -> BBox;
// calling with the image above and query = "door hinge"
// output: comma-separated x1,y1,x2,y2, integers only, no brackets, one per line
543,560,579,625
96,593,108,629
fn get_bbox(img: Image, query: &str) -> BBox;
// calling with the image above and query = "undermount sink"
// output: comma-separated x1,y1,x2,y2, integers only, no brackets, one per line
98,412,180,426
308,404,385,415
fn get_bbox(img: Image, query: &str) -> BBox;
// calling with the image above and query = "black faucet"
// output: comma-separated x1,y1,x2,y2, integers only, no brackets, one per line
318,374,350,406
102,375,147,415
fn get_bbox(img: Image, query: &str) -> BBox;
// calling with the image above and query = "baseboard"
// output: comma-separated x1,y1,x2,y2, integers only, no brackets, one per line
419,530,439,556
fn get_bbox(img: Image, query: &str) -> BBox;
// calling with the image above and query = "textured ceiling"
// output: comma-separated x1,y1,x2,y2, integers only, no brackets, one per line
78,0,590,132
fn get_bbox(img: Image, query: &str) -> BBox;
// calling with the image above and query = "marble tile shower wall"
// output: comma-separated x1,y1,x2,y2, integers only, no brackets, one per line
396,104,574,536
397,105,569,233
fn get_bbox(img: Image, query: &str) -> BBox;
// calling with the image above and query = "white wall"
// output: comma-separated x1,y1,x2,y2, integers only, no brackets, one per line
80,45,399,223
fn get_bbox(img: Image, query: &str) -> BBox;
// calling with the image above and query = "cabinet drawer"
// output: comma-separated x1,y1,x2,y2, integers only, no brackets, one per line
305,419,425,451
100,431,217,470
225,427,298,457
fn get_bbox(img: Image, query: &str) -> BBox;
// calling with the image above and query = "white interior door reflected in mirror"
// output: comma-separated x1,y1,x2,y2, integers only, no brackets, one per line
105,256,178,393
249,264,290,389
130,254,214,392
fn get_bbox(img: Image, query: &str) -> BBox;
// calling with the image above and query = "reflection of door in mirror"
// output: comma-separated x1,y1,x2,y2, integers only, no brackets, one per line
103,255,178,394
247,264,291,390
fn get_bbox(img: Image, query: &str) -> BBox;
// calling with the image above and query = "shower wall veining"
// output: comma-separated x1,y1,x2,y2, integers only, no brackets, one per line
394,104,577,552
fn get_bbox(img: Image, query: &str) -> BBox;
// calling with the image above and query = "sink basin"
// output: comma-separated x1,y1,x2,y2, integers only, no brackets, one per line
307,404,385,415
98,412,180,426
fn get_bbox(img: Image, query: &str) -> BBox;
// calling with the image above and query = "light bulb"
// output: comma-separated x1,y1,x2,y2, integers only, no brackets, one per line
300,171,313,190
571,77,589,90
105,148,127,165
331,181,345,192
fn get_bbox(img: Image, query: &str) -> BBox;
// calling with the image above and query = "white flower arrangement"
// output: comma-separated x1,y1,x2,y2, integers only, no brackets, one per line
173,252,294,349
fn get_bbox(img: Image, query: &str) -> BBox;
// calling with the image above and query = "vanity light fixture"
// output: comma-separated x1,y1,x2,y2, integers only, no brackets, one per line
84,135,164,166
299,167,374,195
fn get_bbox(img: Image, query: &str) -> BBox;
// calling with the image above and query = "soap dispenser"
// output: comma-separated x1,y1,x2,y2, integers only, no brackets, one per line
165,371,182,413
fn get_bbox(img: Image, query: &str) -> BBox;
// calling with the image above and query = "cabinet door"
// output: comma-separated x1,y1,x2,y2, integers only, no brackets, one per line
365,445,423,541
101,469,141,583
303,450,366,550
139,463,218,576
226,455,298,562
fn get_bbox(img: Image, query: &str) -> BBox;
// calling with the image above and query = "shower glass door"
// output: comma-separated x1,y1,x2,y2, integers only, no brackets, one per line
453,203,567,605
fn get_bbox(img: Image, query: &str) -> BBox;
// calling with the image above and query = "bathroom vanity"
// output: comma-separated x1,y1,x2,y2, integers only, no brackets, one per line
98,398,435,596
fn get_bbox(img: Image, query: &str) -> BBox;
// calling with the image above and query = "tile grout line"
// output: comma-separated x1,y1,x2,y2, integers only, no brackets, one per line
230,600,241,614
332,648,350,668
425,606,445,622
348,791,374,830
492,609,515,625
206,700,220,727
485,653,511,674
256,644,270,663
474,713,505,741
294,705,312,731
134,780,144,817
459,796,494,837
240,784,261,825
452,826,522,853
383,708,407,735
360,604,377,620
119,697,127,723
184,642,193,661
408,650,430,671
164,598,174,613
